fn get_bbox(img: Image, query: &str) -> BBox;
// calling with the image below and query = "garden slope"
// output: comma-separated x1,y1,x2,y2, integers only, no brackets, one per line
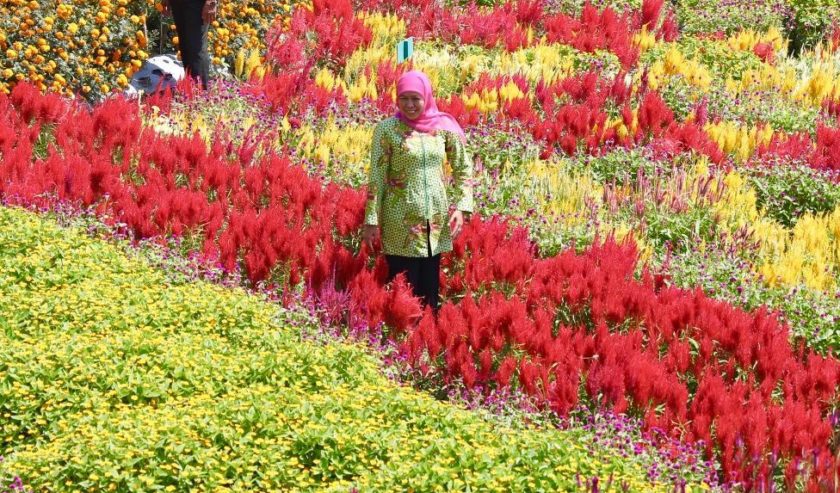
0,206,665,493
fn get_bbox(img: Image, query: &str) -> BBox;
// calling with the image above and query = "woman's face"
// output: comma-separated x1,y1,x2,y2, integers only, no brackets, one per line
397,91,425,120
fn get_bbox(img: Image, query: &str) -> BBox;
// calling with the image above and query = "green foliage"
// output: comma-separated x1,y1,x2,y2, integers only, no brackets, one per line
547,0,642,15
747,165,840,228
657,75,704,120
644,205,718,254
584,148,660,187
452,0,507,6
0,206,667,493
676,38,765,81
762,101,821,133
785,0,840,53
675,0,788,36
466,121,542,175
695,86,820,134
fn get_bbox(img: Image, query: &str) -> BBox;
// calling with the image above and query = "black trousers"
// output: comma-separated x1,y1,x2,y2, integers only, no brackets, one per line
385,221,440,310
386,254,441,310
169,0,211,89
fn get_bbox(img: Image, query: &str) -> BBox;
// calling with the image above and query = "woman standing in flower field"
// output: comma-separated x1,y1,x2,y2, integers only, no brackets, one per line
362,70,474,310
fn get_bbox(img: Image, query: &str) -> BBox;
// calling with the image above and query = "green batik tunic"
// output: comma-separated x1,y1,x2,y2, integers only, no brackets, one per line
364,117,474,257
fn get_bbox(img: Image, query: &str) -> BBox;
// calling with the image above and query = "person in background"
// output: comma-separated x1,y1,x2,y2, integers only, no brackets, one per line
160,0,216,89
362,70,474,311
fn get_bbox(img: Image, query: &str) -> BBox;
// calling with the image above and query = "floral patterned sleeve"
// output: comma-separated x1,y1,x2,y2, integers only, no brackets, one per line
364,121,391,226
444,131,475,213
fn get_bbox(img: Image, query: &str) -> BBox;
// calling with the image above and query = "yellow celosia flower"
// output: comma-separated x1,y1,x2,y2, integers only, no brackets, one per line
633,26,657,53
496,43,576,85
758,208,840,290
358,11,405,48
464,88,501,114
660,46,711,89
705,121,773,162
793,63,840,106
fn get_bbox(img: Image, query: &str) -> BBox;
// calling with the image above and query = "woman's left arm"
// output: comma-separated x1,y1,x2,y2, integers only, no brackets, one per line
445,131,474,237
445,131,475,215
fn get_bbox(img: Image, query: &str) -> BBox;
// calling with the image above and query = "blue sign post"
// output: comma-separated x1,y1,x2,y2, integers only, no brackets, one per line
396,37,414,64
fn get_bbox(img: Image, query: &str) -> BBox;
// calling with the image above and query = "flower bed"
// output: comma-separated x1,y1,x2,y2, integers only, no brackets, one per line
2,0,840,490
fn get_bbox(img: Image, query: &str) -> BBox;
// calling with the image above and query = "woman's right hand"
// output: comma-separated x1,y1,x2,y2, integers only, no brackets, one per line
363,225,379,251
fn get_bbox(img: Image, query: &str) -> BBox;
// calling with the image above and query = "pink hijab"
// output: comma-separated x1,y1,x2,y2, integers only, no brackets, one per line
395,70,466,143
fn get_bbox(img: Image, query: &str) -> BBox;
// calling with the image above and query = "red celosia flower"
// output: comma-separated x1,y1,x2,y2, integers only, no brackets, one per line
753,42,775,64
383,274,423,335
495,356,518,388
640,0,665,29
